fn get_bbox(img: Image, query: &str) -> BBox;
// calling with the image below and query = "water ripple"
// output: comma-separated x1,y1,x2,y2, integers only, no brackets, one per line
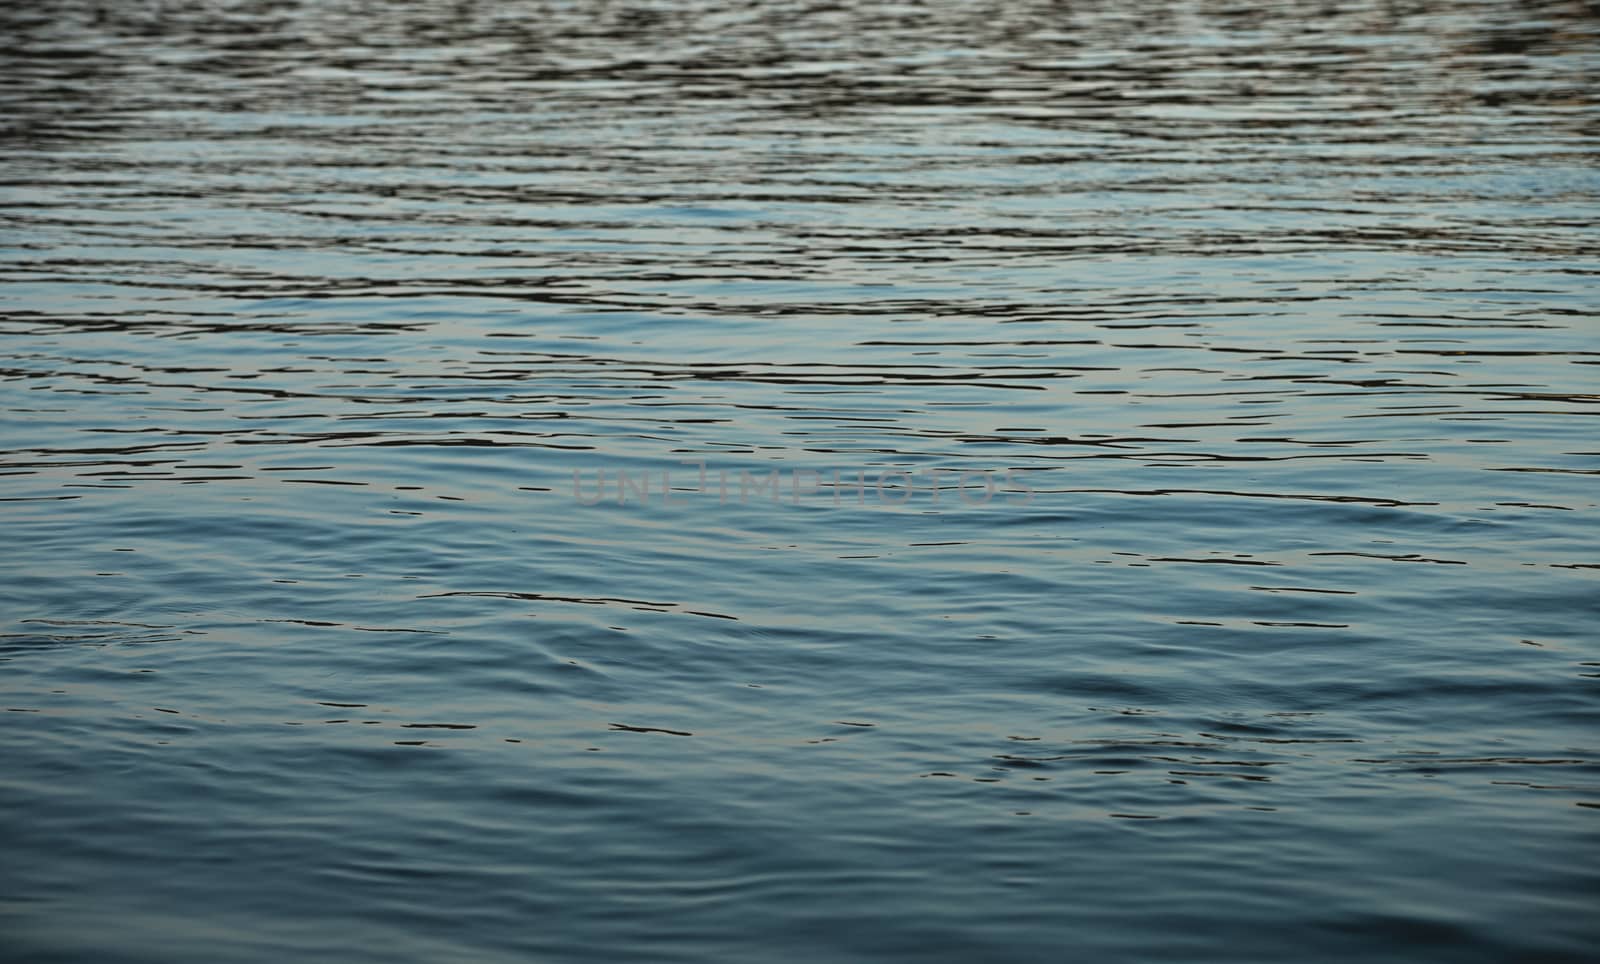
2,1,1597,962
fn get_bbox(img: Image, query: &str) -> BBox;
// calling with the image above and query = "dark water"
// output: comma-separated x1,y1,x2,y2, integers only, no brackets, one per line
3,1,1598,960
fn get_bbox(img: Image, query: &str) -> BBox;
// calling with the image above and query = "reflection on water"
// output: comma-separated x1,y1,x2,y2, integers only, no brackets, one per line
2,0,1598,961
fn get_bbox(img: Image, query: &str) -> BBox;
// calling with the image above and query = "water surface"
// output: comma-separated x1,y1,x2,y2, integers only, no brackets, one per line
2,1,1598,961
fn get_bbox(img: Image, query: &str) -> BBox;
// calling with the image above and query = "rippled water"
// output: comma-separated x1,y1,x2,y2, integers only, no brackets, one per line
3,1,1598,960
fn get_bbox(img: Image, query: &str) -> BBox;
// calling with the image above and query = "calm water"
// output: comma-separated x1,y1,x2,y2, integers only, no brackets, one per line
2,1,1598,960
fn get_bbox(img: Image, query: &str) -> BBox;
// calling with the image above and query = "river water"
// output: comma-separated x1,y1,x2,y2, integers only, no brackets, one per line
2,1,1597,961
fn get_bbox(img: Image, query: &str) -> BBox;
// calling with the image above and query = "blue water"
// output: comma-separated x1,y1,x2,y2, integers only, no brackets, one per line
3,1,1598,961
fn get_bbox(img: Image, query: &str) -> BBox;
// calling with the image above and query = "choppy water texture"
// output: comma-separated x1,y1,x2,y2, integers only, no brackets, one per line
3,1,1598,961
